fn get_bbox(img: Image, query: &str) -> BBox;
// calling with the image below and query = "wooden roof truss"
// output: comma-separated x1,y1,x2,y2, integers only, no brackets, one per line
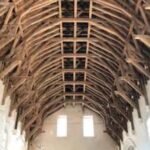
0,0,150,145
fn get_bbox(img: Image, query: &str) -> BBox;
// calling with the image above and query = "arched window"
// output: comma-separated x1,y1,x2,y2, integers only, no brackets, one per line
147,117,150,137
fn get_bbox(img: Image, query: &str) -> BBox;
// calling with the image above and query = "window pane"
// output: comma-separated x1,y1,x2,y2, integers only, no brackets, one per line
83,115,94,137
57,115,67,137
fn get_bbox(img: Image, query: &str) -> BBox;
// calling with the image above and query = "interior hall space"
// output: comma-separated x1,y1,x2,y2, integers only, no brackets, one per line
0,0,150,150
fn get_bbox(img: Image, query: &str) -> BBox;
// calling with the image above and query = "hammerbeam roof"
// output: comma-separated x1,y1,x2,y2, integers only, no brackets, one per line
0,0,150,145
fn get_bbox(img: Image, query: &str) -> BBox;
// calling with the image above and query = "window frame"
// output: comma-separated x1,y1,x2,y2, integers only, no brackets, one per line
56,115,67,137
83,115,94,137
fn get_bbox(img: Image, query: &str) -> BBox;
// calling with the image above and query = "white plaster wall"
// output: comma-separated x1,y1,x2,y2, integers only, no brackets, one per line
121,80,150,150
0,80,28,150
30,105,116,150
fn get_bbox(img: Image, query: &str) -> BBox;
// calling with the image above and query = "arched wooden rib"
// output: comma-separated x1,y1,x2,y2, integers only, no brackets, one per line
36,72,62,90
86,77,110,93
33,66,61,87
37,85,63,103
39,96,64,117
86,85,109,102
0,60,21,79
115,90,137,108
18,104,36,121
93,0,132,18
126,58,150,78
88,58,116,79
43,103,64,119
87,64,114,83
23,115,39,131
2,4,15,30
145,5,150,10
27,125,42,141
83,103,105,119
84,95,106,113
85,89,108,105
12,91,35,110
29,42,61,66
134,35,150,47
119,76,144,96
38,89,63,106
112,100,130,121
8,77,27,94
89,41,121,60
19,0,58,21
90,21,125,43
0,2,11,17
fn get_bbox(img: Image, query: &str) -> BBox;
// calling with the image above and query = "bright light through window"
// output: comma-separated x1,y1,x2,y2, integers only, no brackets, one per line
147,118,150,137
57,115,67,137
83,115,94,137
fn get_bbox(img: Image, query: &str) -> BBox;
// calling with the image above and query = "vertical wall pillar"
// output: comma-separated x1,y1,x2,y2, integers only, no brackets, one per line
0,80,28,150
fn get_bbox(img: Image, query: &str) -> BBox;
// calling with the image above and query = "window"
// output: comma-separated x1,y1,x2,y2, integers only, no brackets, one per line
147,117,150,137
83,115,94,137
57,115,67,137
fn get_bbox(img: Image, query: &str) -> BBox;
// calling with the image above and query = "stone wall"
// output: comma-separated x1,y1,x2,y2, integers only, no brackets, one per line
29,105,117,150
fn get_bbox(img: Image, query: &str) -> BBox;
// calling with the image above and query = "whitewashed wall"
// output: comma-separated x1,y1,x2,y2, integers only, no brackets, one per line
30,105,116,150
120,81,150,150
0,80,28,150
